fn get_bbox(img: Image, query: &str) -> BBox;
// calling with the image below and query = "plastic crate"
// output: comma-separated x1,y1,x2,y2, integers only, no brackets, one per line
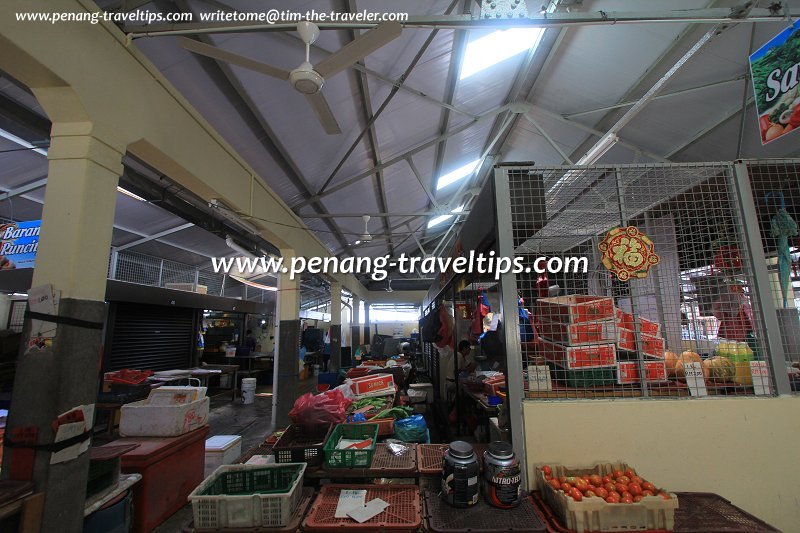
547,362,617,388
272,424,333,466
423,490,545,532
188,463,306,529
672,492,780,532
323,423,378,468
303,484,420,532
537,462,678,532
416,444,486,475
187,487,315,533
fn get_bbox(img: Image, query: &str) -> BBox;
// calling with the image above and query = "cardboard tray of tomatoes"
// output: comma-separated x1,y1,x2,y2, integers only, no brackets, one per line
537,462,678,533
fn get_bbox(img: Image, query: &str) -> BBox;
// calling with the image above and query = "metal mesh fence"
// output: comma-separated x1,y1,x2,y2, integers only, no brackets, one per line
501,162,775,399
744,160,800,392
109,250,274,302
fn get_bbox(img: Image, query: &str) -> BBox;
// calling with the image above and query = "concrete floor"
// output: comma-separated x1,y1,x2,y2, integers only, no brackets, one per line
153,378,317,532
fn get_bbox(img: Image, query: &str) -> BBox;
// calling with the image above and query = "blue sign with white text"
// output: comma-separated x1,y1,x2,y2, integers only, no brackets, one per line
0,220,41,269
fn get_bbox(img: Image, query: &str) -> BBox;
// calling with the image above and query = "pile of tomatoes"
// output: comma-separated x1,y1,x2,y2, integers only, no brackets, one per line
540,465,672,504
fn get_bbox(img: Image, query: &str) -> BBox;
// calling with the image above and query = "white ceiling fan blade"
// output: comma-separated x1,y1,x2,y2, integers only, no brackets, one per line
305,92,342,135
315,22,402,79
180,38,290,80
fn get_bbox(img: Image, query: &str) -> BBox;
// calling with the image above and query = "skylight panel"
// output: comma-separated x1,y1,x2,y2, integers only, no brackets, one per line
460,27,545,80
436,159,480,190
427,205,465,229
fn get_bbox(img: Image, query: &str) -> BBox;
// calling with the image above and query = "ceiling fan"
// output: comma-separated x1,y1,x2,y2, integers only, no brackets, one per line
181,21,402,134
385,279,393,293
358,214,373,243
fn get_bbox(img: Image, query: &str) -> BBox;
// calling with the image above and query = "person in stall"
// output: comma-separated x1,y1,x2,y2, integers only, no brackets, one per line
712,281,754,342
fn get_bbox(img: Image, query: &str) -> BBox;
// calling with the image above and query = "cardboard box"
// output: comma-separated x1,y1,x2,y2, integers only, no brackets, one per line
538,295,615,324
347,373,396,398
617,329,665,356
617,360,668,384
538,319,617,346
539,338,616,369
614,308,661,337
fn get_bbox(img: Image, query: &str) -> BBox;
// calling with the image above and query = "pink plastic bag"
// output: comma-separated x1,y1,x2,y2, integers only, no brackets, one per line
289,387,352,427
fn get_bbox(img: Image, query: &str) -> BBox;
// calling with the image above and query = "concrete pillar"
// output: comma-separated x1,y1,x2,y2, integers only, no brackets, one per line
2,126,123,532
0,294,11,330
364,303,371,345
351,296,360,348
329,281,341,371
273,257,300,429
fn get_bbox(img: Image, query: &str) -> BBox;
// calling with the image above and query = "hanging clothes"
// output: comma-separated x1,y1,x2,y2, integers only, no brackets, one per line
470,289,491,342
518,296,535,342
435,303,454,349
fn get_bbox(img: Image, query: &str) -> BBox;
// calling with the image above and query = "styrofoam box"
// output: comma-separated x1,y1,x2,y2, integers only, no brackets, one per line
120,396,210,437
409,383,434,404
205,435,243,478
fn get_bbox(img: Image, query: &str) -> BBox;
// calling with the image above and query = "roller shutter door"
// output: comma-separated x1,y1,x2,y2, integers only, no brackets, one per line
106,302,195,371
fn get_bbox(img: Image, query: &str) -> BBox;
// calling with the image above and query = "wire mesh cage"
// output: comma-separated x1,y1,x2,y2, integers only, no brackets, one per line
743,160,800,393
499,162,776,400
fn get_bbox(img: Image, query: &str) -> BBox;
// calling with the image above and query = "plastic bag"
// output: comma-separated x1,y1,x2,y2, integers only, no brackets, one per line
393,414,428,443
289,387,352,427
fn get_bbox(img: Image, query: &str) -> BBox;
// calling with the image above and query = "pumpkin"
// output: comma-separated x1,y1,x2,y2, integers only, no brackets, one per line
664,351,680,376
703,356,736,382
674,351,707,379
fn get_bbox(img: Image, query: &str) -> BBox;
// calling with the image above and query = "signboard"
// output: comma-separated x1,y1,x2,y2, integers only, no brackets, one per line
684,362,708,397
0,220,40,269
749,20,800,144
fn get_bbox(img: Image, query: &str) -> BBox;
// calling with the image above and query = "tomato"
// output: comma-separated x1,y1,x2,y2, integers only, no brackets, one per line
606,493,620,504
545,474,552,482
621,495,634,504
570,488,583,502
584,490,596,498
574,479,590,492
541,465,552,476
659,492,671,500
588,475,603,487
624,469,636,479
581,475,591,482
602,475,613,485
633,495,644,503
561,482,572,492
642,481,656,492
642,490,654,497
558,476,567,484
612,470,624,479
616,475,631,485
621,492,632,501
604,483,617,494
628,483,643,496
594,487,609,499
630,476,643,485
549,479,561,491
615,483,629,495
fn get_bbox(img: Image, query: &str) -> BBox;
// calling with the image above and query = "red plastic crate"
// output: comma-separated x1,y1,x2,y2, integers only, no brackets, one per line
303,484,421,532
539,338,617,369
118,426,208,533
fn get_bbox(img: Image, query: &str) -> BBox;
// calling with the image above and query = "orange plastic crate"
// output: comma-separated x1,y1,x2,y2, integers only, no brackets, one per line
303,484,420,532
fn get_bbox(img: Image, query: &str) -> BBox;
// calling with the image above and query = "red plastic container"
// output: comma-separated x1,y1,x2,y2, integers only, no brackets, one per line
617,360,668,384
116,426,208,533
303,484,420,532
539,338,617,369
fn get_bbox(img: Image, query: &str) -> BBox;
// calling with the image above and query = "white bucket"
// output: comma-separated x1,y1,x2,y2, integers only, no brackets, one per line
241,378,257,405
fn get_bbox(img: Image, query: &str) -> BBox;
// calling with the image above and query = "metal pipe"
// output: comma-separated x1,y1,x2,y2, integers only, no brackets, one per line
126,8,799,38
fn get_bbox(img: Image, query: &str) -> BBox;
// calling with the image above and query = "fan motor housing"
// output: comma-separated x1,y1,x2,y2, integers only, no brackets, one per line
290,66,324,94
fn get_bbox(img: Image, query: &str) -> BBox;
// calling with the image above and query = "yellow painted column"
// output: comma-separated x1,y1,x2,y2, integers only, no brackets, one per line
351,295,361,347
3,125,123,532
273,251,301,427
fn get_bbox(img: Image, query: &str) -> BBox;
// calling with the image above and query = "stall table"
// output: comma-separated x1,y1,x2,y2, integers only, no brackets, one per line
423,490,546,532
303,443,417,479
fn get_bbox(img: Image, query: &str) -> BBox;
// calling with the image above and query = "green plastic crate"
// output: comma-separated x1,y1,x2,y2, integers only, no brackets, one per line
547,362,616,388
323,423,378,468
199,463,302,496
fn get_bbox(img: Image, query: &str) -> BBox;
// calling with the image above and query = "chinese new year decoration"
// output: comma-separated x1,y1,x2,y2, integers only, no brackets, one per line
598,226,660,281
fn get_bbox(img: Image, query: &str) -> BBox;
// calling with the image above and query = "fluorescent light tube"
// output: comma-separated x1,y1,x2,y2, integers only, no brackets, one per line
577,134,619,165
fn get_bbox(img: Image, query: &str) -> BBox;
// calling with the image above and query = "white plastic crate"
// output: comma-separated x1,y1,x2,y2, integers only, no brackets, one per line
119,396,209,437
189,463,306,529
538,462,678,532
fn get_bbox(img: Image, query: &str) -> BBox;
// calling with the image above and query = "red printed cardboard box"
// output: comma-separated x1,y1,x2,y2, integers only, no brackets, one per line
617,329,665,356
614,308,661,337
539,338,616,369
348,373,396,398
538,319,617,346
617,360,668,384
537,295,614,324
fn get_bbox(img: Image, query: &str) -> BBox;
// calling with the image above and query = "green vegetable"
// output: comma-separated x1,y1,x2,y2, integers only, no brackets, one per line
769,101,790,124
351,397,388,410
371,406,413,420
